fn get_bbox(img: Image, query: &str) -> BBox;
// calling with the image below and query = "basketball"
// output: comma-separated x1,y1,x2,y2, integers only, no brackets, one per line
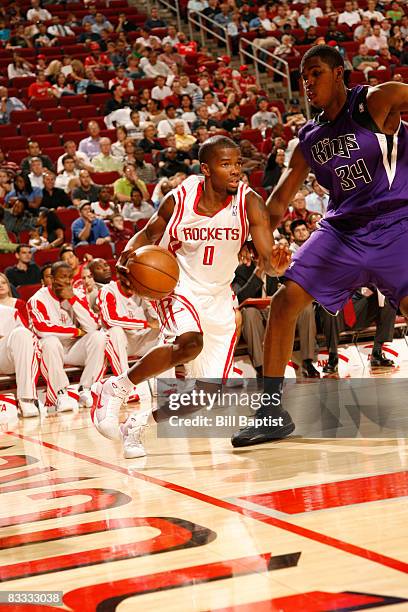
125,245,180,300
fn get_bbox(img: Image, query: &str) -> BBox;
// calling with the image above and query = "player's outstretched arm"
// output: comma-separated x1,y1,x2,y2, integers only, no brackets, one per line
266,144,310,231
246,190,291,276
367,82,408,133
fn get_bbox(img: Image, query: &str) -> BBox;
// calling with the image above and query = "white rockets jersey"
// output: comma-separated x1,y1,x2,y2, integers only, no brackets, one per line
159,175,251,295
98,280,157,330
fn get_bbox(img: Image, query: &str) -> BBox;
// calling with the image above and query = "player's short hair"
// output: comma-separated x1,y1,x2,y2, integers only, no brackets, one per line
301,44,344,71
198,135,240,164
51,261,72,277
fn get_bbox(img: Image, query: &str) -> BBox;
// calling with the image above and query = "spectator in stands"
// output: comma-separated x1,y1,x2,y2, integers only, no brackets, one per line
72,170,101,207
251,97,281,130
234,64,257,94
108,66,134,93
152,75,172,101
320,290,397,373
122,186,155,224
124,110,147,140
55,155,81,193
111,126,128,159
114,162,149,202
47,15,74,37
222,102,246,132
3,199,35,237
81,264,99,312
116,12,137,34
338,1,361,27
289,219,311,253
35,208,65,250
283,191,310,222
240,140,266,173
263,148,286,190
92,186,118,219
160,44,183,74
109,213,133,246
162,25,179,46
104,85,126,116
214,3,232,28
178,95,197,124
79,120,102,160
92,12,113,35
27,0,51,22
138,124,163,155
157,104,188,138
145,5,167,29
378,45,400,69
92,138,123,173
174,121,196,153
133,147,157,183
363,0,384,22
298,6,318,31
283,98,306,128
144,50,174,79
352,44,380,75
78,21,101,44
21,141,53,175
41,172,73,210
158,147,190,178
5,173,42,210
7,30,33,52
145,98,166,126
308,212,323,232
59,244,84,288
72,200,111,247
40,264,52,288
57,140,94,174
380,18,392,39
0,86,26,123
136,27,161,49
33,22,56,48
5,243,41,288
386,1,404,23
365,23,388,51
29,261,107,412
0,303,42,417
191,104,218,132
354,16,372,41
28,157,45,190
0,208,17,253
305,179,329,215
0,19,11,44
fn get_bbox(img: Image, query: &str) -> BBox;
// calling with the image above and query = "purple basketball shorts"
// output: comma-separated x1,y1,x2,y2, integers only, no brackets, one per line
284,213,408,313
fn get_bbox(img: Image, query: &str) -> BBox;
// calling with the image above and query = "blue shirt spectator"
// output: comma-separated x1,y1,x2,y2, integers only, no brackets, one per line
72,201,111,246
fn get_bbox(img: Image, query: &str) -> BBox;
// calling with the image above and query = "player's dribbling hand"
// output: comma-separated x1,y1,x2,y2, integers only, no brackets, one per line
270,243,291,276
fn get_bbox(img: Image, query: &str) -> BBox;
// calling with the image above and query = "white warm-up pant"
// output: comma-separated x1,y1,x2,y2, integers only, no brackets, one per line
40,331,107,404
106,326,160,375
0,327,39,399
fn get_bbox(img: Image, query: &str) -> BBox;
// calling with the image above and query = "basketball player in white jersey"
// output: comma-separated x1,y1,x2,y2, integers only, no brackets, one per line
91,136,291,458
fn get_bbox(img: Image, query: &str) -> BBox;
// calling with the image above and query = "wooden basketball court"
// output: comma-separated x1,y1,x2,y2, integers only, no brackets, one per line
1,352,407,611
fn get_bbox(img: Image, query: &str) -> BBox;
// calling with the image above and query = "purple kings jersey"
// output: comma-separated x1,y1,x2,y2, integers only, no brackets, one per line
298,85,408,228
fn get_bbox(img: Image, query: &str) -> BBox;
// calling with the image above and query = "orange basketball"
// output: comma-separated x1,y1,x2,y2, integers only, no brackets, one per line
126,245,179,300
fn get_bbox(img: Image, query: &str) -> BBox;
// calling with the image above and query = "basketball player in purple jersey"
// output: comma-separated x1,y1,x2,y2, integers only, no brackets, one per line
232,44,408,447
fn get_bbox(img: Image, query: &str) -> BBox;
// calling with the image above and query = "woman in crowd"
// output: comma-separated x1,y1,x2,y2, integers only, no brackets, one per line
0,272,28,324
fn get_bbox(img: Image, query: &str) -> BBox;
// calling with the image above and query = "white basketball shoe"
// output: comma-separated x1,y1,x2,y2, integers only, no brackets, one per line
120,411,149,458
91,377,130,440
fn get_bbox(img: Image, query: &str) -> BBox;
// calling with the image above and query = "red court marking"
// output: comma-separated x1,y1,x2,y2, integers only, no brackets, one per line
240,471,408,514
6,432,408,575
213,591,403,611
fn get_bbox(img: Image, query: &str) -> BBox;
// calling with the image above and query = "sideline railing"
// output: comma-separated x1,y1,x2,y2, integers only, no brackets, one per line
188,11,231,56
239,37,292,99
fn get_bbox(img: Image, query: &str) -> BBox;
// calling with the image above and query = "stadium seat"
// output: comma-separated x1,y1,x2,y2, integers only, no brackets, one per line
249,170,264,188
0,125,17,138
41,107,69,122
9,110,37,124
16,283,42,302
59,95,87,108
70,105,98,120
75,243,113,261
20,122,50,137
34,249,61,267
240,129,263,143
87,93,111,108
61,131,85,145
0,252,18,270
35,134,61,148
29,98,59,110
7,149,27,165
1,136,26,150
90,172,120,185
42,146,65,162
51,119,81,134
11,77,36,89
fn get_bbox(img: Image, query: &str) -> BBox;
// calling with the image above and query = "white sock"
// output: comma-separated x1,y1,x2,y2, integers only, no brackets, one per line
114,373,134,394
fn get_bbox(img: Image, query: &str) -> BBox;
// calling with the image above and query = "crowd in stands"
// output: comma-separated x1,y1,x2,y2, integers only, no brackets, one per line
0,0,404,417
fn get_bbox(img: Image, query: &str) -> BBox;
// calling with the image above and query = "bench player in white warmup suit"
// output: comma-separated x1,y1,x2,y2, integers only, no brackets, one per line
0,304,42,418
91,136,289,458
28,261,107,411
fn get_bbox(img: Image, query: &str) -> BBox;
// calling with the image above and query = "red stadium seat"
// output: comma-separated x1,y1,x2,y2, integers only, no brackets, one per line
90,172,120,185
16,283,42,302
1,136,26,150
51,119,81,134
70,105,98,120
239,129,263,143
75,243,113,261
0,252,18,270
82,116,105,130
20,122,50,137
0,125,17,138
34,249,61,267
100,129,116,140
29,98,59,110
59,95,87,108
42,146,65,162
114,239,129,256
87,93,111,108
34,134,61,148
41,107,69,121
61,131,84,145
9,110,37,124
249,170,264,188
11,77,36,89
7,149,26,165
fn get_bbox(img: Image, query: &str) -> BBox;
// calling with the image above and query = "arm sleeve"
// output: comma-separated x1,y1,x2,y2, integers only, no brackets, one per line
99,289,148,330
232,265,263,304
28,297,80,339
69,294,100,331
